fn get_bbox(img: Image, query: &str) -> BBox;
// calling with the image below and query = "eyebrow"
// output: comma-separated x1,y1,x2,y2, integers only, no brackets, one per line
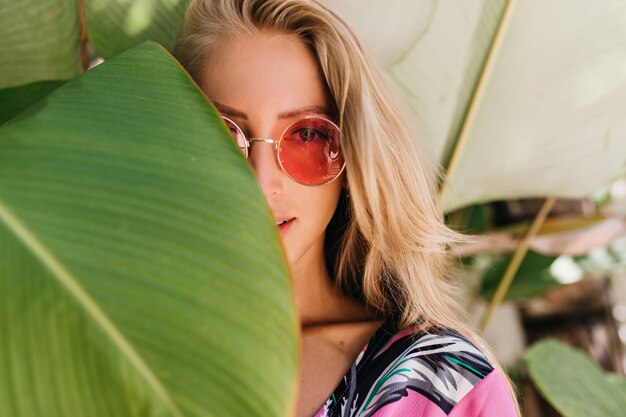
211,100,332,120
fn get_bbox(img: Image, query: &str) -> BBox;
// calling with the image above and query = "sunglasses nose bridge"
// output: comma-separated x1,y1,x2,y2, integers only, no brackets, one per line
248,138,279,145
247,138,277,155
247,137,280,162
246,138,285,196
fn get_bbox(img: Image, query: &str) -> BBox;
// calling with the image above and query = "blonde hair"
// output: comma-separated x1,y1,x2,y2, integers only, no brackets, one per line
174,1,520,414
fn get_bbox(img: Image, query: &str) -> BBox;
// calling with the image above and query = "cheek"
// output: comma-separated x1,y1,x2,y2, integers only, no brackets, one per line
301,183,341,226
281,182,342,264
285,179,341,223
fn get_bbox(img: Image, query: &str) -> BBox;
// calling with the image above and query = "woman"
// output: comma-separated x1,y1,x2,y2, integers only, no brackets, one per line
174,0,521,416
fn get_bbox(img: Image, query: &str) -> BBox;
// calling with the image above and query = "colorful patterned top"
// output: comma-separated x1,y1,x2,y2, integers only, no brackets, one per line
314,315,518,417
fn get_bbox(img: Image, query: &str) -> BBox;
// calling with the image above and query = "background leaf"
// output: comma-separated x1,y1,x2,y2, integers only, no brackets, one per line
439,0,626,210
85,0,189,58
0,0,82,88
0,41,297,417
477,250,560,301
524,340,626,417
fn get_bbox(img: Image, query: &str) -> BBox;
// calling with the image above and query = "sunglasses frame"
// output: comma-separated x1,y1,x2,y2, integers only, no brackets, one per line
221,114,346,186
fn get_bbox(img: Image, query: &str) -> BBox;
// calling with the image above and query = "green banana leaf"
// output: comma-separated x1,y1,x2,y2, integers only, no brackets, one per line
476,250,560,301
84,0,189,58
525,340,626,417
0,41,297,417
0,0,190,88
0,80,67,125
0,0,82,88
328,0,626,211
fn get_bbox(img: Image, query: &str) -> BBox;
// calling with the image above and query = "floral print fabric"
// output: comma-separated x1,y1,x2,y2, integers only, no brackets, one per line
314,315,517,417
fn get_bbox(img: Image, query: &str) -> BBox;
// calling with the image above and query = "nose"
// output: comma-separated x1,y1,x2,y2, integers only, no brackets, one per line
248,140,284,199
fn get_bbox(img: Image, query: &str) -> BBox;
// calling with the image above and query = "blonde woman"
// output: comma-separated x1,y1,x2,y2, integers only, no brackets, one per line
174,0,521,416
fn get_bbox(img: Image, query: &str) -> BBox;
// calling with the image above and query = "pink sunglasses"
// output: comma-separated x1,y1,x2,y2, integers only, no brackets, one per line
222,115,345,186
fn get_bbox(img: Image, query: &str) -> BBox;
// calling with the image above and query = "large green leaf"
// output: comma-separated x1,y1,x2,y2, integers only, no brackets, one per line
0,0,82,88
328,0,626,211
525,340,626,417
85,0,189,58
0,41,297,417
0,80,66,125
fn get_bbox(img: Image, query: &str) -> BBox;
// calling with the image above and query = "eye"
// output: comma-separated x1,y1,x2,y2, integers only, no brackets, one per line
223,118,239,137
222,117,248,152
296,127,329,143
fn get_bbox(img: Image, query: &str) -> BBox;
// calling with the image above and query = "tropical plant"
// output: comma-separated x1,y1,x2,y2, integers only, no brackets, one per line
0,42,297,417
2,0,626,416
525,340,626,417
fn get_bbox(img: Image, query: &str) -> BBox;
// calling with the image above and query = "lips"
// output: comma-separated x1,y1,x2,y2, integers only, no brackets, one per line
276,218,295,234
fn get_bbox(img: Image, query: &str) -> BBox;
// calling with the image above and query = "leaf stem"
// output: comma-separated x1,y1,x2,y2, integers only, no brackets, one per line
439,0,517,202
0,199,183,417
77,0,89,71
479,197,557,332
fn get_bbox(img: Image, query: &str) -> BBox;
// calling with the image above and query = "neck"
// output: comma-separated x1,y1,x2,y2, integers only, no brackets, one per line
289,239,373,328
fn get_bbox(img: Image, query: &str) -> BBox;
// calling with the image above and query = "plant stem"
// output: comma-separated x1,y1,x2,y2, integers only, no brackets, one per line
77,0,89,71
479,197,557,332
439,0,516,200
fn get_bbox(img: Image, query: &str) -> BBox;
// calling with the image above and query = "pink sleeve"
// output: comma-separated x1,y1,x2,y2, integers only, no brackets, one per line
371,370,518,417
449,370,519,417
370,390,447,417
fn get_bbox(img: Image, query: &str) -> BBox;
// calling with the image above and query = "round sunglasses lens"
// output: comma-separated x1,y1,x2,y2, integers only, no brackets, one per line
222,117,248,155
278,118,344,185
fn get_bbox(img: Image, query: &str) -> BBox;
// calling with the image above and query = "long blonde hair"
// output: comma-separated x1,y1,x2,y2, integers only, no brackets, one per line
174,0,520,413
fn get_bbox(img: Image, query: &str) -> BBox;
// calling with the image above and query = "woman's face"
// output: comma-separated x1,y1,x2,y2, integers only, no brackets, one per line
199,30,342,270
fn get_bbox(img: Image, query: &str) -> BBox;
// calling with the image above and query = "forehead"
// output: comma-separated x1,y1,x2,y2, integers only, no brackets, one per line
198,30,333,120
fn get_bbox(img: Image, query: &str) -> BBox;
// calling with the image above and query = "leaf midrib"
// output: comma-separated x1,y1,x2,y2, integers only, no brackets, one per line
0,198,184,417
